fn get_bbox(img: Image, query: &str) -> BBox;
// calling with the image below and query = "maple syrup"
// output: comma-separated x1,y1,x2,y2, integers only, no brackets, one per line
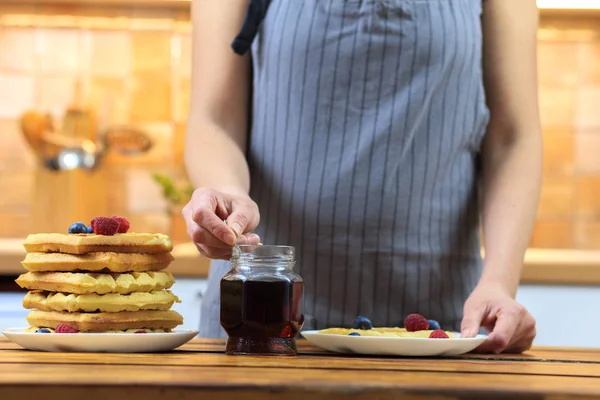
220,245,304,356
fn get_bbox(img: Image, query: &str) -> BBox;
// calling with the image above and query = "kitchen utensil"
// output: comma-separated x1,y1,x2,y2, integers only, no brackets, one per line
38,125,152,171
62,106,96,142
19,111,54,160
102,125,152,155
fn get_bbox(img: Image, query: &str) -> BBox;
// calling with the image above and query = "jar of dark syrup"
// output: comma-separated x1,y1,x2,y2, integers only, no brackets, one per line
220,245,304,356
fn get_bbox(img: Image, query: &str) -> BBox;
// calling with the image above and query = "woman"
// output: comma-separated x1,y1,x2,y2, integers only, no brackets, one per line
182,0,541,353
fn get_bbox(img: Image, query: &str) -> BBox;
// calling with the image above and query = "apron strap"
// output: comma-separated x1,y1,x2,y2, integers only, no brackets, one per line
231,0,272,55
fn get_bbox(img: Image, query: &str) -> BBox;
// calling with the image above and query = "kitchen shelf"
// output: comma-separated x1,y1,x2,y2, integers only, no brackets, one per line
0,0,192,28
538,0,600,9
520,249,600,286
1,239,600,284
3,1,599,15
540,8,600,16
0,0,190,9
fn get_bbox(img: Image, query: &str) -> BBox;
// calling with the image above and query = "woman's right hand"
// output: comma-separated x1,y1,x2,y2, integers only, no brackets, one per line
181,188,261,260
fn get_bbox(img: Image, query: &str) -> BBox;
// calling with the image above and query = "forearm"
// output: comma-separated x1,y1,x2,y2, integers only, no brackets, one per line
185,0,251,198
478,131,542,296
476,0,541,296
184,120,251,197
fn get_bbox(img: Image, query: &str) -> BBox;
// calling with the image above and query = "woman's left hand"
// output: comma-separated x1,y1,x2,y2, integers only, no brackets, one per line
460,282,536,354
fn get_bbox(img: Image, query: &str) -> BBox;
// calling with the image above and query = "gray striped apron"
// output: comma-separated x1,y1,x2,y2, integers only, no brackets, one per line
199,0,490,338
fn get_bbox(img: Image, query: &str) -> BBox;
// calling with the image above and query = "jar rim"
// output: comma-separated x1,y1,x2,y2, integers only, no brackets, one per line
231,245,295,265
236,244,295,249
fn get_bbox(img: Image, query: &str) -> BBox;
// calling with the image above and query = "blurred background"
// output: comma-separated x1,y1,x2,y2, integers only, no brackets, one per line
0,0,192,240
0,0,599,346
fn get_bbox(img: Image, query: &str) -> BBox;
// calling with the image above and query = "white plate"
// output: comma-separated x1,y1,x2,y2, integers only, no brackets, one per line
301,330,487,357
1,328,198,353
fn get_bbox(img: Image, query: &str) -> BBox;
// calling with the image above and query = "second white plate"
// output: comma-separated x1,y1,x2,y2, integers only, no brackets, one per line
301,330,487,357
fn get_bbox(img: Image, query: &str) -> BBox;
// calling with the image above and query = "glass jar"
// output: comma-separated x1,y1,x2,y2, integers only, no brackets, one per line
220,245,304,356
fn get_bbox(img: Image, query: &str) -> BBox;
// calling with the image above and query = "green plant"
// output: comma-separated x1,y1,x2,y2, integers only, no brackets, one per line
151,173,194,210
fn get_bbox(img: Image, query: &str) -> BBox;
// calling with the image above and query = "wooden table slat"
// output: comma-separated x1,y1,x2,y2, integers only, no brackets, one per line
3,363,600,398
3,336,600,399
2,351,600,378
4,337,599,363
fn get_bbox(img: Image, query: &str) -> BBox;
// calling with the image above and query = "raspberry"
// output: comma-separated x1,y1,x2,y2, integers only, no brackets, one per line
134,330,147,334
55,323,78,333
429,329,449,339
111,216,130,233
404,313,429,332
90,216,120,235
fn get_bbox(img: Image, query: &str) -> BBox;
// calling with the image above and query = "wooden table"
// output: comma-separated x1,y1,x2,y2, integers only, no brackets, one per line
2,336,600,399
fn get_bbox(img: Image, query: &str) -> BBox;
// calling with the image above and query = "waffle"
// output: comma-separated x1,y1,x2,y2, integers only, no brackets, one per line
318,327,456,338
21,252,173,272
26,310,184,332
23,233,173,254
16,271,175,294
23,290,180,313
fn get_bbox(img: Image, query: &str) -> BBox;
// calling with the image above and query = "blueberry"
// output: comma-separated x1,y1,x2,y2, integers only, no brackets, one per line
427,319,441,330
352,316,373,330
36,328,51,333
68,222,88,234
348,332,361,336
86,225,94,234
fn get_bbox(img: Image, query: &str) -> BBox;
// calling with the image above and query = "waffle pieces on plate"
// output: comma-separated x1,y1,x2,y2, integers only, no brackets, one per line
16,216,184,333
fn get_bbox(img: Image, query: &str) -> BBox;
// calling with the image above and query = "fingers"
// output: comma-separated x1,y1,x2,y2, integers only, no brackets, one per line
181,188,262,259
246,233,261,244
202,233,260,259
191,226,237,248
182,189,234,244
193,242,231,260
475,305,524,354
226,201,260,239
192,229,261,259
502,313,537,354
460,301,487,338
194,206,238,246
192,227,260,249
186,188,258,243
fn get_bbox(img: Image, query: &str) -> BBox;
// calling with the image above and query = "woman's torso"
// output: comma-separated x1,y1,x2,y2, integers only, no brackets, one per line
200,0,490,338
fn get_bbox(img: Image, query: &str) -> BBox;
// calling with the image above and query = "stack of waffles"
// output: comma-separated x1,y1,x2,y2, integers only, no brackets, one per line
16,232,184,333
